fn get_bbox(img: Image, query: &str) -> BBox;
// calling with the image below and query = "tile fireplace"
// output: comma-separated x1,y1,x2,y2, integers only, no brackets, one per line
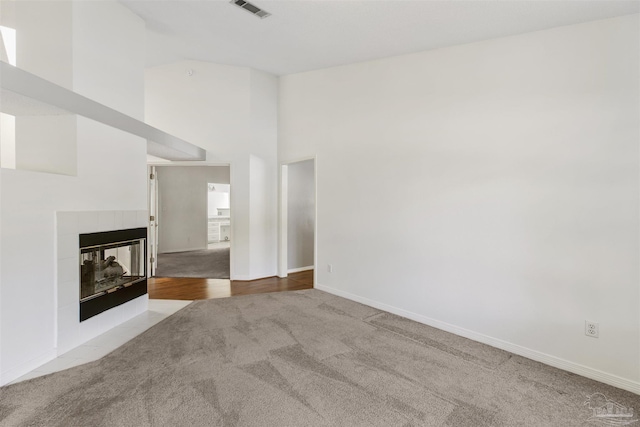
56,210,149,356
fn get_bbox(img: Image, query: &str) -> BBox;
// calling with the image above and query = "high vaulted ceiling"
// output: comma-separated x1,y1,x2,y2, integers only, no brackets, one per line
120,0,639,76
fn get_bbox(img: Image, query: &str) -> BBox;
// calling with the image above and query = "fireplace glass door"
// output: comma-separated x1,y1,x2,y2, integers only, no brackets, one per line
80,238,146,301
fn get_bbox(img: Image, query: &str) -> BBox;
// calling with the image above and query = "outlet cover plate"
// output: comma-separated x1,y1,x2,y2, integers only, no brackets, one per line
585,321,599,338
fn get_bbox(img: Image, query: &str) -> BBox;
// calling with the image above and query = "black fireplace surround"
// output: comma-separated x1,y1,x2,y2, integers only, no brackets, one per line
79,227,147,321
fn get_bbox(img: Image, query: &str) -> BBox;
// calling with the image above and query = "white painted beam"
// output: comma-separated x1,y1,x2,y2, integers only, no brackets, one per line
0,62,206,161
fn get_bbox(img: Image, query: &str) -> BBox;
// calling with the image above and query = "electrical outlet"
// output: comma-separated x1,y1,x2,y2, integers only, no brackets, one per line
585,321,599,338
327,264,333,273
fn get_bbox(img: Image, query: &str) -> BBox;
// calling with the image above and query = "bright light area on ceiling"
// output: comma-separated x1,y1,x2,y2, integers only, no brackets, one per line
0,25,17,66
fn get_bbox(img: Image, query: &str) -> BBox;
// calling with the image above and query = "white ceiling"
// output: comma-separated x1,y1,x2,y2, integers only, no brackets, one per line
120,0,639,76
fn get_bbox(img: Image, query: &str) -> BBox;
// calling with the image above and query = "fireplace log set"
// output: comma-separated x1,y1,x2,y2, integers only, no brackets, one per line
81,256,127,297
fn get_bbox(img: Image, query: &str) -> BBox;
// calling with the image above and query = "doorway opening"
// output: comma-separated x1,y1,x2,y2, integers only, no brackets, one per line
279,158,316,285
150,165,231,280
207,183,231,249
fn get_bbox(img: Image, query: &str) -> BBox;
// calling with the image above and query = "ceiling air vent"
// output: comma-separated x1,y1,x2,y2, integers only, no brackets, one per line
230,0,271,19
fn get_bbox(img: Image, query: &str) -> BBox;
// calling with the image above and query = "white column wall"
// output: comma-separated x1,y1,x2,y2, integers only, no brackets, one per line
248,69,278,279
145,62,279,280
279,15,640,392
0,1,147,385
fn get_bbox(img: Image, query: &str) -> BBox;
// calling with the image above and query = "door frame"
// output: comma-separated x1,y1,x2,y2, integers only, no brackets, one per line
278,156,317,285
148,165,159,276
147,161,232,278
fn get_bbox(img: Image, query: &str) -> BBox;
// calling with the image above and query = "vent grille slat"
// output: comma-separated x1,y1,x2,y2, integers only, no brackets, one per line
242,3,260,14
230,0,271,19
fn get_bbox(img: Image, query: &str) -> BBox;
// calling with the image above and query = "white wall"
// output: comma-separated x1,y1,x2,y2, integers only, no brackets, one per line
73,0,145,120
279,15,640,392
248,70,278,279
16,115,77,175
145,62,278,280
9,0,77,176
287,159,315,270
13,0,73,88
0,113,15,169
0,116,2,387
0,1,147,384
156,166,230,253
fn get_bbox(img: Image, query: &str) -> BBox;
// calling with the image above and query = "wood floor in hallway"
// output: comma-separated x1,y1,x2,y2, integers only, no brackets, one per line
148,270,314,300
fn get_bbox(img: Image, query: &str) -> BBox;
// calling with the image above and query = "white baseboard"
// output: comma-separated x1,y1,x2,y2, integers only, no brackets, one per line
288,265,314,274
232,275,254,281
0,349,57,386
315,283,640,396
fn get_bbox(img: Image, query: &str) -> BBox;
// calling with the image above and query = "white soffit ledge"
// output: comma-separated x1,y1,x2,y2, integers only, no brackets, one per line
0,62,206,161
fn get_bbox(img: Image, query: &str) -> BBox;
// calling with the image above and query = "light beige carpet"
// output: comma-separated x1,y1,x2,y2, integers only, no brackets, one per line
0,289,637,426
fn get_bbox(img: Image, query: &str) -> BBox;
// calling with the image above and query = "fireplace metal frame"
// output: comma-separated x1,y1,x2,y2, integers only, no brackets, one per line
79,227,147,322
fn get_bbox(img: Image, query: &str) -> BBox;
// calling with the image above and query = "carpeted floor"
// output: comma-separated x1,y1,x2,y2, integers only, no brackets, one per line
155,247,230,279
0,289,637,426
